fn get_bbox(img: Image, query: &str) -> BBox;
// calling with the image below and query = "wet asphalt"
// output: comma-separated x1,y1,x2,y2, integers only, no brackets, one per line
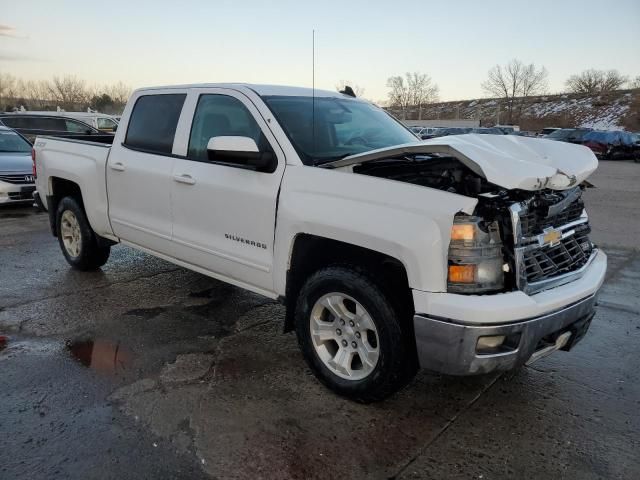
1,160,639,479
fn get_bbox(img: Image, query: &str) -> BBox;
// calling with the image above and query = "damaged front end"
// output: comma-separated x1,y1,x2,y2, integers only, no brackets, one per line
338,137,597,296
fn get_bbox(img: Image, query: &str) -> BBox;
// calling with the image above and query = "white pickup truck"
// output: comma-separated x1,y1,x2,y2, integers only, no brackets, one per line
33,84,606,401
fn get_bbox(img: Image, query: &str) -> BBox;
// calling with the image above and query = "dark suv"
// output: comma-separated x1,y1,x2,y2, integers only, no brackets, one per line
0,114,114,143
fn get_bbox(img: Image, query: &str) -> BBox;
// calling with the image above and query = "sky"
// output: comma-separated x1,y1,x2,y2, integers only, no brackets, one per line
1,0,639,102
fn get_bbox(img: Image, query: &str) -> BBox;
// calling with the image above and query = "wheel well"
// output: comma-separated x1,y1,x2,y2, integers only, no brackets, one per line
48,177,82,236
283,234,414,332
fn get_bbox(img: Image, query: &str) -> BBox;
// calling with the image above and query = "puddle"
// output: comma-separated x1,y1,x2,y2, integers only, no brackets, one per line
67,339,133,375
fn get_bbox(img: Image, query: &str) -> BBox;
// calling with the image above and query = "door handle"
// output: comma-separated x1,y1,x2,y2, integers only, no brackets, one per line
173,174,196,185
110,162,125,172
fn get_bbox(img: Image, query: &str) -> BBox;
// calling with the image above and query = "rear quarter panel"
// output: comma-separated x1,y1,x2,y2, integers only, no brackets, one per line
34,137,113,238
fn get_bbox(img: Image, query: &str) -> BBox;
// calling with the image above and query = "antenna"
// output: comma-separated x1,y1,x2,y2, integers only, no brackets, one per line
312,29,315,160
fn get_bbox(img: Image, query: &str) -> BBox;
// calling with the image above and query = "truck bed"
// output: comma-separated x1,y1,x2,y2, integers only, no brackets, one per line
34,135,114,239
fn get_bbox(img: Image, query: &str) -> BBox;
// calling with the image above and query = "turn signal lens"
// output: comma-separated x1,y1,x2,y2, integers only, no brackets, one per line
448,265,476,283
451,224,476,241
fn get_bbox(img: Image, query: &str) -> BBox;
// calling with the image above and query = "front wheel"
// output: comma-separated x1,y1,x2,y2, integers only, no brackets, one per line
56,196,110,270
295,265,417,402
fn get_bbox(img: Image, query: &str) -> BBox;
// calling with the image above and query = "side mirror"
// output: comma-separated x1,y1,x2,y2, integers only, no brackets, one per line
207,136,276,172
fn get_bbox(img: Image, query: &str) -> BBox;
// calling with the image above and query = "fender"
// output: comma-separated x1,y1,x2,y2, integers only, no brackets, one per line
273,165,478,296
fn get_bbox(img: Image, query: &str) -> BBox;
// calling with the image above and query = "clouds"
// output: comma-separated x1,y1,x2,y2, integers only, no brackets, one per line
0,24,27,39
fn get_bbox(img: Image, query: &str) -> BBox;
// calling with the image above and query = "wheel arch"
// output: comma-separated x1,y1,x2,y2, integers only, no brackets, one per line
282,233,414,332
47,176,83,237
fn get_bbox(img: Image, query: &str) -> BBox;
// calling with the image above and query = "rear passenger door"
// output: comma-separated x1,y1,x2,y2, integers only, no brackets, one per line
169,88,286,294
106,91,186,256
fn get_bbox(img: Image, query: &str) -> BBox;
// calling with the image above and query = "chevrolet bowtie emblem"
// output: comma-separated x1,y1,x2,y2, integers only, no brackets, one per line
541,227,562,247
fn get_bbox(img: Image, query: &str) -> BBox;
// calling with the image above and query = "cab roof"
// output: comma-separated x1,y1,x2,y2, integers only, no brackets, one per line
135,83,357,99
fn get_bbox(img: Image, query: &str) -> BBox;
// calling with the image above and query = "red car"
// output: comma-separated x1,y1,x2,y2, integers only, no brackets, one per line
582,131,640,160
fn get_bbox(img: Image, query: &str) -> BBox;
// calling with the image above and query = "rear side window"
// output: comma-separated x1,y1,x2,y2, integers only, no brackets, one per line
1,116,66,131
125,94,186,154
97,117,117,129
0,117,23,128
64,119,93,133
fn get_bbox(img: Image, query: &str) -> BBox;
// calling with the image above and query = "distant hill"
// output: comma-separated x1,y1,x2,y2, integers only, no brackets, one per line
386,89,640,132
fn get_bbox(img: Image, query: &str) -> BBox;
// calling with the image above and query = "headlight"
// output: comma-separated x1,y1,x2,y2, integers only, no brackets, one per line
447,215,505,294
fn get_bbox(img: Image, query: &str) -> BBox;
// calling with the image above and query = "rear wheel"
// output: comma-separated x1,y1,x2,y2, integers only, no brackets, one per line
56,196,110,270
295,265,417,402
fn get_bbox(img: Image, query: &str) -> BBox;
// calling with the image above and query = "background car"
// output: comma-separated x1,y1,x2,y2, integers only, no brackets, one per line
419,127,443,139
0,126,36,205
581,130,640,160
430,127,473,137
544,127,593,144
540,127,561,136
470,127,505,135
0,114,114,143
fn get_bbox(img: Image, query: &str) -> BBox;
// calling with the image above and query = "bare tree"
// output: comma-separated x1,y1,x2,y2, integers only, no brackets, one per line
386,72,439,119
386,75,410,118
565,69,628,94
482,59,548,124
18,79,53,109
48,75,89,110
630,76,640,89
335,80,365,98
600,70,628,92
0,73,18,109
406,72,439,119
105,81,132,105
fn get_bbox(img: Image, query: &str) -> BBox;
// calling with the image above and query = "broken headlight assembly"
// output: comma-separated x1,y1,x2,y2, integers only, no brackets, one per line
447,214,505,294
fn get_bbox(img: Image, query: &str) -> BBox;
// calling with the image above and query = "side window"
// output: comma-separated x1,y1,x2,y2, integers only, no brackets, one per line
31,117,67,131
125,94,186,154
65,119,92,133
0,117,25,128
97,117,117,130
187,94,263,161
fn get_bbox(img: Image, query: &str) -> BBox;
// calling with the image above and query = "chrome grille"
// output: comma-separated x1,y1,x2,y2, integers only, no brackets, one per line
518,198,584,237
510,187,596,295
0,174,33,184
523,227,593,283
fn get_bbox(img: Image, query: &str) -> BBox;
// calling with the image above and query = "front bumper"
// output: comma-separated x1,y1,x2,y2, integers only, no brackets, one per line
413,249,606,375
0,181,36,204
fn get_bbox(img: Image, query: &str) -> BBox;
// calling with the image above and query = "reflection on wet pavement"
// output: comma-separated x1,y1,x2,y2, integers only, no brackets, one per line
0,335,7,351
67,339,132,375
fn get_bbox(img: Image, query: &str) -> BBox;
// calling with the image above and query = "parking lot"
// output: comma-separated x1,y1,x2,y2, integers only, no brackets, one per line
1,160,639,479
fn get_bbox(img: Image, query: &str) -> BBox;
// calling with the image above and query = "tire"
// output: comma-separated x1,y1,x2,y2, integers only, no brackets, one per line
56,196,110,270
295,265,417,402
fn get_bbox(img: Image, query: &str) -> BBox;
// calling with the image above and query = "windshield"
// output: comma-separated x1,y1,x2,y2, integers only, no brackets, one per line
0,130,31,153
262,95,417,165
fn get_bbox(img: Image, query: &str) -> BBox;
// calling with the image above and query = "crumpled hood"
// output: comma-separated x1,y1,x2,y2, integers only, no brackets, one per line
331,134,599,191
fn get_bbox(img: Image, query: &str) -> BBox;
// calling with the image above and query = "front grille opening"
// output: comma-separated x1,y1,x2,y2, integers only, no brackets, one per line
523,228,592,283
520,199,584,237
0,174,32,185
